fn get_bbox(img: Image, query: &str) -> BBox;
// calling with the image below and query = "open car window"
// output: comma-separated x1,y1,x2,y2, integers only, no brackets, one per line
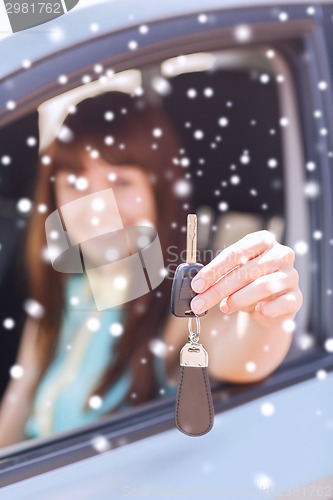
0,44,310,441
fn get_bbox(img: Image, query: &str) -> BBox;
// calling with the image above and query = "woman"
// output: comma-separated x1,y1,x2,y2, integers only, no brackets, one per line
0,90,303,446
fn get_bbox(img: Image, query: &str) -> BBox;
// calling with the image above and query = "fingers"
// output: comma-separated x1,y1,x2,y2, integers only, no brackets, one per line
254,287,303,318
218,267,299,315
191,230,277,294
190,241,296,314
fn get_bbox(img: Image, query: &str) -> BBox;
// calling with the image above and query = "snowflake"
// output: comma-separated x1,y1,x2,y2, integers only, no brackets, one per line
313,230,322,240
1,156,11,166
304,180,320,198
6,101,16,110
109,322,124,337
233,24,252,43
203,87,214,97
260,402,275,417
245,361,256,373
318,81,328,91
194,130,204,140
187,89,197,99
278,11,289,22
94,64,103,74
230,175,240,185
151,76,172,96
267,158,278,168
279,117,289,127
89,395,103,409
152,128,163,138
58,75,68,85
306,161,316,171
41,155,51,165
128,40,138,50
253,473,274,491
3,318,15,329
324,338,333,353
198,13,208,24
22,59,31,69
266,50,275,59
180,157,190,168
91,435,111,453
139,25,149,35
104,136,114,146
218,117,229,127
17,198,32,214
113,276,128,290
10,365,24,379
26,137,37,147
75,177,89,191
218,201,229,212
306,6,316,15
86,318,100,332
104,111,114,121
294,240,308,255
173,179,192,197
316,369,327,380
57,125,74,143
90,23,99,33
82,75,92,84
260,74,270,84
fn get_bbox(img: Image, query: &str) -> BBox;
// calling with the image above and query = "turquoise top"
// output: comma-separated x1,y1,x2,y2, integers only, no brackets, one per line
24,274,177,439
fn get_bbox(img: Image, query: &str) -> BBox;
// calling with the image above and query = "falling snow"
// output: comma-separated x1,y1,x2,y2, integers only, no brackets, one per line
58,75,68,85
24,299,45,319
260,402,275,417
233,24,252,43
58,125,74,143
86,318,100,332
1,156,11,166
91,435,111,453
10,365,24,379
294,241,309,255
245,361,257,373
109,322,124,337
104,111,114,121
173,179,192,197
3,318,15,329
17,198,32,214
324,338,333,353
187,89,197,99
89,395,103,409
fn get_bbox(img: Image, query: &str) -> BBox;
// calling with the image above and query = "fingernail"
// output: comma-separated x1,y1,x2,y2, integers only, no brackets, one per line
255,303,263,313
220,301,229,313
191,296,205,312
191,278,205,292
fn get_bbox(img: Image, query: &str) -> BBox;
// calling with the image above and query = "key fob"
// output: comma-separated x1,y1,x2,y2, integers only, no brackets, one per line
170,262,208,317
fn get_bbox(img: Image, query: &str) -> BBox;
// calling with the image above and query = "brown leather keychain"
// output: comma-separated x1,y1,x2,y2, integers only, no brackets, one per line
174,313,215,436
170,214,214,436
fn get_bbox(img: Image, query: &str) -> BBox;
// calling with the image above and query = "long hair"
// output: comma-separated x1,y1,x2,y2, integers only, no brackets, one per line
24,90,193,414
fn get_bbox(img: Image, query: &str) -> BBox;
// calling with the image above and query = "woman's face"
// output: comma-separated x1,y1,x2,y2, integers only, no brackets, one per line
54,151,157,247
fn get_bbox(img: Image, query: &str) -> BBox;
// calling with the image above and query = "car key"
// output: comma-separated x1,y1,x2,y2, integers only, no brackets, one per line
170,214,208,317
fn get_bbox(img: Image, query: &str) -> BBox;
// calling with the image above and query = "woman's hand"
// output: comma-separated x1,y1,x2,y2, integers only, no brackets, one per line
190,230,303,325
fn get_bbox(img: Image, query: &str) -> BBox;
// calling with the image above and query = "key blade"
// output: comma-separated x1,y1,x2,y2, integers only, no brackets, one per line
186,214,197,264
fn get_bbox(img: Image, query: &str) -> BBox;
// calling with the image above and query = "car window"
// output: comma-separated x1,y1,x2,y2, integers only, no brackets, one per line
0,42,310,452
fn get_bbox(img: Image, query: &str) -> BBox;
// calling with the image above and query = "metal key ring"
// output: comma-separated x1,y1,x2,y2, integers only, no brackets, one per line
188,313,200,344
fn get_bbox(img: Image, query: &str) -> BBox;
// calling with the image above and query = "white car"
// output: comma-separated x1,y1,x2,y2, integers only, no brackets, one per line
0,0,332,497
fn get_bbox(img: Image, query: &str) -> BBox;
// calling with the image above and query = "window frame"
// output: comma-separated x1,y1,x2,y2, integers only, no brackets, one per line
1,3,333,486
